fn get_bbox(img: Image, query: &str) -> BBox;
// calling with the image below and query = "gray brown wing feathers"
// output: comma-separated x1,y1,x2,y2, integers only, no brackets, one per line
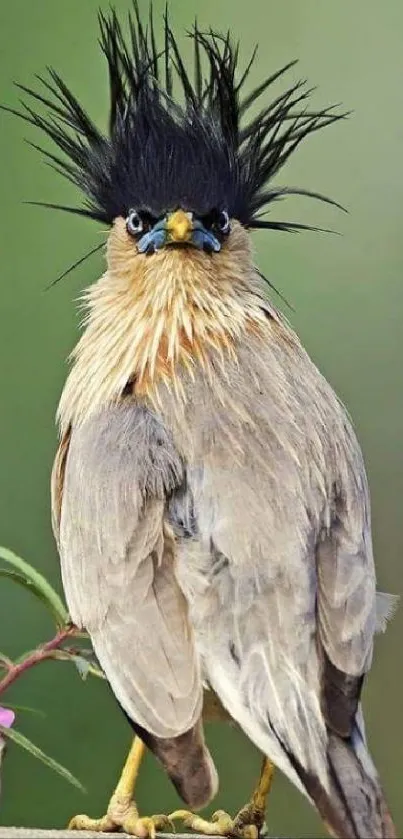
51,401,202,739
316,470,376,737
315,461,397,837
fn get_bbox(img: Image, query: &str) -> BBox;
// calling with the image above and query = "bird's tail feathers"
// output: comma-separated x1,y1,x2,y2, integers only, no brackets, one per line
125,713,219,811
295,724,396,839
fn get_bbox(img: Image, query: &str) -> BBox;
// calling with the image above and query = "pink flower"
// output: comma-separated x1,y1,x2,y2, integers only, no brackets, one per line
0,707,15,728
0,706,15,794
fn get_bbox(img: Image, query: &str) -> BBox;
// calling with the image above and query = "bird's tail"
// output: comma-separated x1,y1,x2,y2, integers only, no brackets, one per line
125,712,218,811
297,723,396,838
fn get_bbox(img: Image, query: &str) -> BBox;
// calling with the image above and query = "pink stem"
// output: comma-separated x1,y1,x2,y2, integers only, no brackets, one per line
0,625,76,697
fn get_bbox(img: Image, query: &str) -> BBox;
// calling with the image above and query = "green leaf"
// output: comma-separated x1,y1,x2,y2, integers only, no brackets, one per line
72,655,91,681
0,547,68,627
82,664,106,682
85,663,106,681
0,724,85,792
71,655,105,681
0,568,65,626
51,649,106,681
0,703,46,718
0,651,13,668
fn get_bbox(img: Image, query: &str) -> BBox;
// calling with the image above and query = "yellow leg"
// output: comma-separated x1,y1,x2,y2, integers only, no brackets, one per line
171,756,275,839
69,736,173,837
252,755,275,811
109,735,146,815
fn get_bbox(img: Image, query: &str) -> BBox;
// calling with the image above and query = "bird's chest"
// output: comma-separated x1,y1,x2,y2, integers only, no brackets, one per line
156,342,330,640
166,417,314,647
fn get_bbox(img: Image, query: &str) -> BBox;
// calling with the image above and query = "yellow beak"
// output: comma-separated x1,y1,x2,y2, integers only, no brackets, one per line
166,209,193,243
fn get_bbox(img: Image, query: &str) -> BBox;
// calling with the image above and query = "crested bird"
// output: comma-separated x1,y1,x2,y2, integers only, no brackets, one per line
4,5,398,838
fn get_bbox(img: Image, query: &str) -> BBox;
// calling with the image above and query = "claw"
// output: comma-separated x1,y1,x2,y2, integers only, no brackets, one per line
231,804,264,839
170,807,264,839
127,814,175,838
68,813,115,832
170,809,234,836
170,810,200,830
69,806,174,837
170,810,220,834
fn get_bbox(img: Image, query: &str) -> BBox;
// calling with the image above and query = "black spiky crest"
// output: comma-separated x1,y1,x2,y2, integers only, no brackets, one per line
3,3,346,231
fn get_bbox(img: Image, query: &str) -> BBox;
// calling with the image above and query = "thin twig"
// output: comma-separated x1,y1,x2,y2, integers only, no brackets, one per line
0,653,14,671
0,625,77,696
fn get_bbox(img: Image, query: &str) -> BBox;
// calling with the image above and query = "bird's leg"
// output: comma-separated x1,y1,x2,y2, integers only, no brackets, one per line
69,736,173,837
170,755,274,839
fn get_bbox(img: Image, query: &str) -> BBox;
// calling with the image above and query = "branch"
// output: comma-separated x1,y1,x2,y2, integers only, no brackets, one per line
0,625,77,696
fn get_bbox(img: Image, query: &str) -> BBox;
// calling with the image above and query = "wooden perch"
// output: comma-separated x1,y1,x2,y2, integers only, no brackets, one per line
0,832,216,839
0,832,132,839
1,831,182,838
0,832,280,839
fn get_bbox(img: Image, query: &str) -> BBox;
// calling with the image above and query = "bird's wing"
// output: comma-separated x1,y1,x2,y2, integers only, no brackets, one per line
51,401,202,738
316,475,377,737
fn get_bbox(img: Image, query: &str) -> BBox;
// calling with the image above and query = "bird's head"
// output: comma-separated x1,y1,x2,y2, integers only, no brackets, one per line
4,2,345,296
3,5,347,419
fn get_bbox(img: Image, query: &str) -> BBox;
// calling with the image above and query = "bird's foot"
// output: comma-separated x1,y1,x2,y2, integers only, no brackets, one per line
170,805,268,839
69,791,174,837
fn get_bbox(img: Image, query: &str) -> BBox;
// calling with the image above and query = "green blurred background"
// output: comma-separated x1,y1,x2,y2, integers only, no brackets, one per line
0,1,402,836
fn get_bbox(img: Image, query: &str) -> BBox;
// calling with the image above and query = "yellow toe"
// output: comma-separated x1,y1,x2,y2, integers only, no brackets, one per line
123,813,174,838
170,809,233,836
69,805,172,837
169,807,264,838
68,813,115,831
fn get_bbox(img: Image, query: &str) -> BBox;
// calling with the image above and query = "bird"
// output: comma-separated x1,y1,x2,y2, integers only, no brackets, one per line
4,4,398,838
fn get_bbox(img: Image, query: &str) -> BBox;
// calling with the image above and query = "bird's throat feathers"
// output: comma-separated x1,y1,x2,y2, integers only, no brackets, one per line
58,219,269,431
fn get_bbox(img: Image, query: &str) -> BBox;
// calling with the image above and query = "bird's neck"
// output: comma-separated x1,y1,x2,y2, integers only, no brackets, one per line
57,253,268,433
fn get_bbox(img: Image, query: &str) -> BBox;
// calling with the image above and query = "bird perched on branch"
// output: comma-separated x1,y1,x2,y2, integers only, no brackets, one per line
5,4,398,838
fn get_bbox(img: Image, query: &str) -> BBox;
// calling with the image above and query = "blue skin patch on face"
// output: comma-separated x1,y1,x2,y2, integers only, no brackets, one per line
137,217,222,254
137,219,167,253
191,220,221,253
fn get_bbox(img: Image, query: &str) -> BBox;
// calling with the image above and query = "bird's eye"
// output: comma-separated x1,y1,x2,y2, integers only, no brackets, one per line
126,210,143,237
217,210,230,235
